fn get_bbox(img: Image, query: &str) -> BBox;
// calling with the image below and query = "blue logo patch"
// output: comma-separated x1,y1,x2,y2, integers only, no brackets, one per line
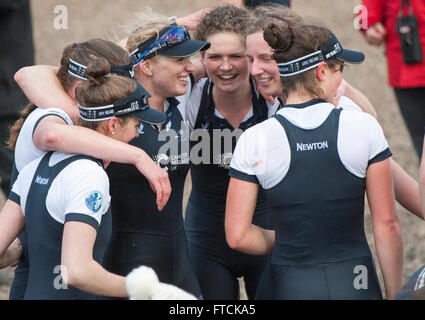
85,191,103,213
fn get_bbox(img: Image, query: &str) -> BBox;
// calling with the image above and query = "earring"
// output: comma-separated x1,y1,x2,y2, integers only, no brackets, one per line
112,131,115,135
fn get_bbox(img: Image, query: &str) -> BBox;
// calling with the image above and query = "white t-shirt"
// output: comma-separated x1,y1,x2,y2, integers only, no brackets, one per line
185,78,281,131
230,98,389,189
14,107,73,172
11,152,110,227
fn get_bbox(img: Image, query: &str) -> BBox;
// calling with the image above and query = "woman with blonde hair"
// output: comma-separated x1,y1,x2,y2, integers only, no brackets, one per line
0,57,196,299
103,8,210,299
4,39,170,300
13,9,210,298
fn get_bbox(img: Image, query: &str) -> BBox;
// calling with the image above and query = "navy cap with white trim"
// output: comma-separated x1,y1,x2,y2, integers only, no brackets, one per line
130,24,210,65
277,33,365,77
78,81,166,125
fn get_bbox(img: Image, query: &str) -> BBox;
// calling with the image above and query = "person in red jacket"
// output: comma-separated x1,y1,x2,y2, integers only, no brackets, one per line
361,0,425,158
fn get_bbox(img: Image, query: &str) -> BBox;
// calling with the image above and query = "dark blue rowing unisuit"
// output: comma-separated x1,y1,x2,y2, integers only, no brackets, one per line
9,152,111,300
104,92,202,298
255,108,386,299
9,107,72,300
185,79,273,300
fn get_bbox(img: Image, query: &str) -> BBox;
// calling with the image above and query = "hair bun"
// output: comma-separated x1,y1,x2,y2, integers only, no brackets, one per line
264,22,293,52
85,57,111,85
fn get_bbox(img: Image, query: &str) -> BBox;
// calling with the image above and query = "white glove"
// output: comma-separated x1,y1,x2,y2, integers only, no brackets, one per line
125,265,197,300
151,283,197,300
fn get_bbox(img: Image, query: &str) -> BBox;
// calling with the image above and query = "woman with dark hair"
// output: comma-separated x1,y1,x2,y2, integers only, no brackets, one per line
13,9,210,298
4,39,170,300
184,5,279,299
0,58,195,299
226,21,403,299
245,4,423,220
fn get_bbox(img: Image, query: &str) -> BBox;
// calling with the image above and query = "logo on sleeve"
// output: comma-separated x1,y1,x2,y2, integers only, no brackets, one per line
85,191,103,213
138,123,144,135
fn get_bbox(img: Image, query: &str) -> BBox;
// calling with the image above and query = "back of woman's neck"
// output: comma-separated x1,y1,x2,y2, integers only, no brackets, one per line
285,91,321,106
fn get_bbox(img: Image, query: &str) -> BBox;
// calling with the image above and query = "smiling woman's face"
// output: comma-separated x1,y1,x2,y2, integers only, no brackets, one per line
246,31,282,98
149,55,195,98
201,31,250,94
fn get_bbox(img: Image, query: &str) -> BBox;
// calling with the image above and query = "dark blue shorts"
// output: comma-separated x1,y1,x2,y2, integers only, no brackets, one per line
185,199,270,300
256,256,383,300
103,226,202,299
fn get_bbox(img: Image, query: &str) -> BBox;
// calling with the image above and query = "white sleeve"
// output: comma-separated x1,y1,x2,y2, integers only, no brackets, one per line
230,119,292,189
338,111,390,178
364,114,391,163
9,158,41,214
337,96,362,112
10,175,23,205
186,78,208,131
229,129,259,183
267,98,281,118
174,75,194,121
42,108,74,125
58,160,110,229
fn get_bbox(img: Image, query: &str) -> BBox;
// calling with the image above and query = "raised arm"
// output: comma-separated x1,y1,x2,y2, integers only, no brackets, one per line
225,177,275,255
216,0,244,7
33,116,171,211
366,158,403,299
190,57,207,83
175,8,211,31
14,65,77,118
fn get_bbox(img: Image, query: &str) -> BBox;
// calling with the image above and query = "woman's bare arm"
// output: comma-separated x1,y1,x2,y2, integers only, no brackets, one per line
225,177,275,255
33,116,171,211
366,159,403,299
14,65,77,118
0,201,25,268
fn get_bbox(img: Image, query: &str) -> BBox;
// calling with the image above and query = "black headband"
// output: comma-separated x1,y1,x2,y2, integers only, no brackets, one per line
109,63,135,78
68,58,88,80
68,59,134,81
277,33,342,77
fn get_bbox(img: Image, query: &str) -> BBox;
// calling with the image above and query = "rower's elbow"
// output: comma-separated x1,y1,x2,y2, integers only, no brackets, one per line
375,215,402,237
225,227,245,251
62,264,85,288
43,128,61,149
36,124,61,151
14,67,26,85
